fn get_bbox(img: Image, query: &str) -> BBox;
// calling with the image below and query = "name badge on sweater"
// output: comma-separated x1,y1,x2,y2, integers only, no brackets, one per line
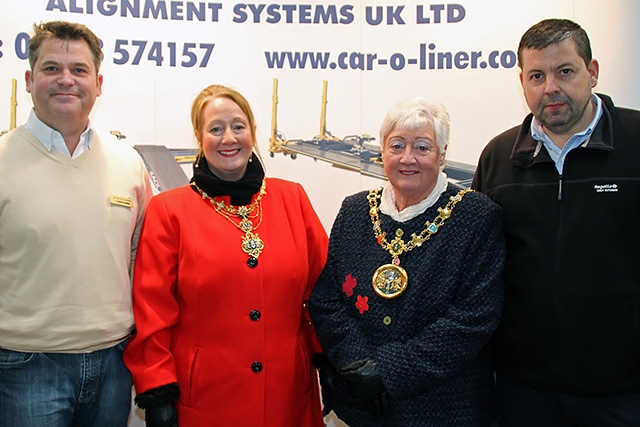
110,195,133,208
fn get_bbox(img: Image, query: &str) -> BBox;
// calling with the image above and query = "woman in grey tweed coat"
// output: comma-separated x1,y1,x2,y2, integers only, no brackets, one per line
309,97,505,427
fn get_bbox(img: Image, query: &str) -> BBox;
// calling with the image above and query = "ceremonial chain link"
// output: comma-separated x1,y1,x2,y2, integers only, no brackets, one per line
190,179,267,263
367,187,474,259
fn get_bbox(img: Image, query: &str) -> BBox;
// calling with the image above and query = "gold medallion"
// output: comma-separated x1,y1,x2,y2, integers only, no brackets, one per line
367,187,472,299
191,179,267,266
372,264,408,299
242,231,264,259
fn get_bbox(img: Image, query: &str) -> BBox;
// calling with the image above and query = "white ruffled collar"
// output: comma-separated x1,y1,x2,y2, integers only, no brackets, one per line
379,171,448,222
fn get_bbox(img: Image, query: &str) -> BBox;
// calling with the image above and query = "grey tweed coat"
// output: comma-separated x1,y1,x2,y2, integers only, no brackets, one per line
309,183,505,427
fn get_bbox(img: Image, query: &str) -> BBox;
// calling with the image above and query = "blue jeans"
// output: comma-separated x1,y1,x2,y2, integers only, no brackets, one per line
0,340,132,427
497,373,640,427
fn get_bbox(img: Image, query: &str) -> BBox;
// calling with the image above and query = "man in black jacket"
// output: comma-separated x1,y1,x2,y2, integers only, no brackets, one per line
473,18,640,426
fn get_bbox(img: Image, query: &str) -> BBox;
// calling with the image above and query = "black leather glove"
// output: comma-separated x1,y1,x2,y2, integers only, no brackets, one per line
313,353,342,416
134,383,180,427
340,358,391,418
144,402,178,427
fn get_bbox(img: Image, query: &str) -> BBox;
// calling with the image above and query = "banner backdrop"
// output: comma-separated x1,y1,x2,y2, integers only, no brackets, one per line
1,2,639,424
1,1,639,229
2,1,639,229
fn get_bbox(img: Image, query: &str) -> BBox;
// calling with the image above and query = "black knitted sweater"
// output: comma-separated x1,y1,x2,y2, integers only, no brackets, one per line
309,183,505,427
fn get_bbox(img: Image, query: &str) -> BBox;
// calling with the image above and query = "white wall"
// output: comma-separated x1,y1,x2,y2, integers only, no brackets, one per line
2,1,638,231
1,1,639,426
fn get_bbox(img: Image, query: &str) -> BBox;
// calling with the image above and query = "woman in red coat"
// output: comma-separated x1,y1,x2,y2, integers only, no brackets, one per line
124,84,328,427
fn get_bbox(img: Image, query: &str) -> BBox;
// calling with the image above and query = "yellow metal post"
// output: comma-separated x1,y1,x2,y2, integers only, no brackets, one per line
10,78,18,130
319,80,328,139
268,78,284,154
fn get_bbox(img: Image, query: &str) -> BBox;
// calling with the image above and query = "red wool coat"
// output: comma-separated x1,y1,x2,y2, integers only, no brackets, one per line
124,178,328,427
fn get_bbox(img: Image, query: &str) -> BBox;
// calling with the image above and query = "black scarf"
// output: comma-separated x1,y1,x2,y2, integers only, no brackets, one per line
190,153,265,206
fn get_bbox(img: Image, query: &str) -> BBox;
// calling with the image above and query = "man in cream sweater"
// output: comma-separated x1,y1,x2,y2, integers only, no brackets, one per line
0,21,152,426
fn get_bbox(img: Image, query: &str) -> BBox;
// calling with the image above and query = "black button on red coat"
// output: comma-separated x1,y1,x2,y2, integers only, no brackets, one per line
252,361,263,373
250,310,261,321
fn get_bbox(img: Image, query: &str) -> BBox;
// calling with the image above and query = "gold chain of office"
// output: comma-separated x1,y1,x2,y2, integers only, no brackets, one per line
366,187,473,298
190,179,267,265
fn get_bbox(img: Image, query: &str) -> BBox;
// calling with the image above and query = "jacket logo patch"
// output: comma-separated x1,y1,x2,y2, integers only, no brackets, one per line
594,184,618,193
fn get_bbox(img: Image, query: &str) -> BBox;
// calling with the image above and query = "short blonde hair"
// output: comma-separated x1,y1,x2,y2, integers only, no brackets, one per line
191,84,262,160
